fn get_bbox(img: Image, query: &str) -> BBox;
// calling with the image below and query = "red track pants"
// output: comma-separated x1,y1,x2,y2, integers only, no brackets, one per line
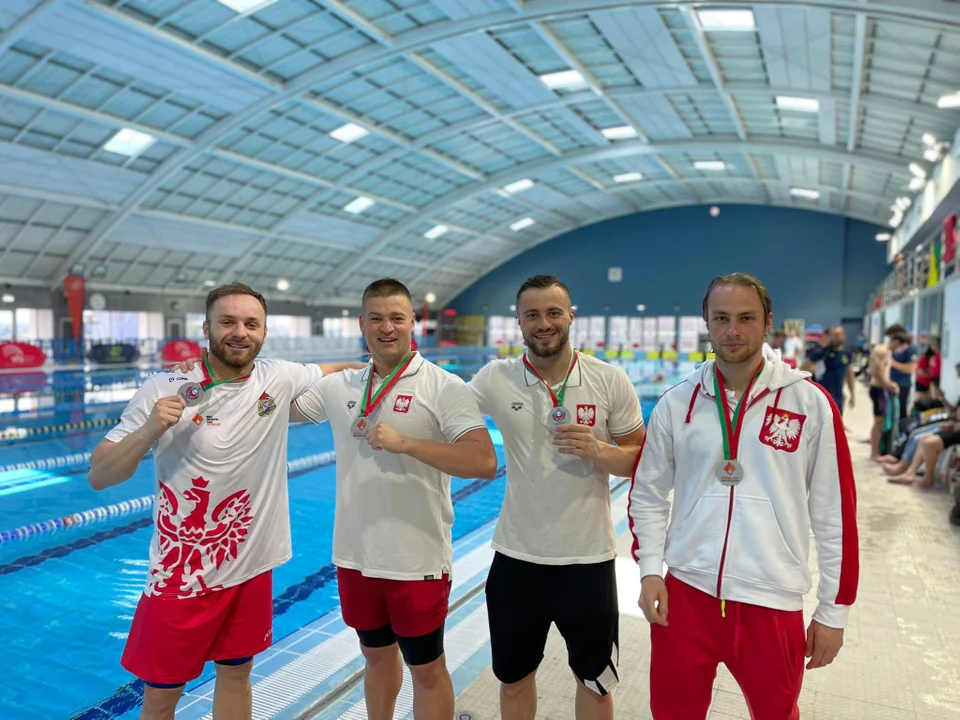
650,574,806,719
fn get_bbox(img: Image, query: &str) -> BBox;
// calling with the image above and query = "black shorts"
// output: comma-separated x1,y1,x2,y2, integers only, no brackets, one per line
485,552,619,695
936,429,960,449
869,386,889,418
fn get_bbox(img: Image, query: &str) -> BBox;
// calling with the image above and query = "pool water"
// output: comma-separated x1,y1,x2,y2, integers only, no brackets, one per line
0,361,674,719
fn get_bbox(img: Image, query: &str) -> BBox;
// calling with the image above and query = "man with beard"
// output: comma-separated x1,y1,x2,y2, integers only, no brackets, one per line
88,283,361,720
292,278,496,720
467,275,645,720
629,273,858,719
805,325,855,415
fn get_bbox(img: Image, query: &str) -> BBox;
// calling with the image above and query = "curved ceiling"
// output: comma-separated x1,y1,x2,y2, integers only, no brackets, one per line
0,0,957,307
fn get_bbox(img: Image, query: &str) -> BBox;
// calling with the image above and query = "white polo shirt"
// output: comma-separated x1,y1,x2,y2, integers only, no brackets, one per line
104,359,324,598
294,353,487,581
470,352,643,565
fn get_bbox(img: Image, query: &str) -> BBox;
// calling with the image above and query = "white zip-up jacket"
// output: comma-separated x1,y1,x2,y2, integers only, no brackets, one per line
628,346,859,628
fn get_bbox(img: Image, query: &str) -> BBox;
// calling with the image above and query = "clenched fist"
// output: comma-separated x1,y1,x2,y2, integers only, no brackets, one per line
364,421,407,453
144,395,187,442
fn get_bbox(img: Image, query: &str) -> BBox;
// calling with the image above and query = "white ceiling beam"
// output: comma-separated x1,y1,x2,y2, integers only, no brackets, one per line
426,198,890,307
0,0,64,57
313,136,918,297
58,0,948,291
844,6,869,213
0,83,419,215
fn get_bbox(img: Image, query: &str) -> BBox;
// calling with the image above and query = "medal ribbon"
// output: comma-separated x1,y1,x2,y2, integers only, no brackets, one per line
358,352,415,419
200,355,253,391
712,360,764,461
523,351,578,408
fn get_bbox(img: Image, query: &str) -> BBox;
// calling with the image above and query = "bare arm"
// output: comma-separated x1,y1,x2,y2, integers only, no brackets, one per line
88,431,157,491
318,361,366,374
370,426,498,479
88,394,186,490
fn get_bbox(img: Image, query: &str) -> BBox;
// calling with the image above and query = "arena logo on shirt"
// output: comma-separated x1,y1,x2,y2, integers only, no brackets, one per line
258,391,277,418
192,413,203,426
760,408,806,453
394,394,413,413
576,404,597,426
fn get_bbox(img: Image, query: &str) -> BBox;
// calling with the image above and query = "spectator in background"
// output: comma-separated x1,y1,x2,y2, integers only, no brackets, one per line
782,330,804,369
806,326,855,415
915,336,941,404
884,325,919,419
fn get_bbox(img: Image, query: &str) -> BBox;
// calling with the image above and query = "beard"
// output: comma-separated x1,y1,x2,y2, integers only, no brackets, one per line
712,339,762,365
523,325,570,359
209,332,262,369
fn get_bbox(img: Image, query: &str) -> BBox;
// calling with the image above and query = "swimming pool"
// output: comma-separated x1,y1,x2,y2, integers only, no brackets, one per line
0,358,678,718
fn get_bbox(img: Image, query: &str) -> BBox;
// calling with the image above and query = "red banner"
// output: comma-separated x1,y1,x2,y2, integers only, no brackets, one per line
63,274,85,341
0,342,46,369
161,340,203,363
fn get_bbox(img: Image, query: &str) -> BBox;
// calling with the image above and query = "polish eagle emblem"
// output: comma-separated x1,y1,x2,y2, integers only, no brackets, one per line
761,408,806,453
149,476,254,597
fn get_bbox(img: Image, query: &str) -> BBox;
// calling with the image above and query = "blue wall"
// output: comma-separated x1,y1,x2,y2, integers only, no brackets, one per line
449,205,890,327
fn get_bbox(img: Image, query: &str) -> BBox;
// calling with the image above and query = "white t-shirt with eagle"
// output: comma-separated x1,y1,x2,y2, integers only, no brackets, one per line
105,359,323,598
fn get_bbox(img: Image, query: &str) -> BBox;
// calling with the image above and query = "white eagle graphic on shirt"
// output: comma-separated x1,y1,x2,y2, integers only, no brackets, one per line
764,412,802,449
577,405,595,425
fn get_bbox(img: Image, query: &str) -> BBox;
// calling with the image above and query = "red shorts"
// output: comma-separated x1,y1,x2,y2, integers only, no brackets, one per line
336,567,451,638
121,571,273,685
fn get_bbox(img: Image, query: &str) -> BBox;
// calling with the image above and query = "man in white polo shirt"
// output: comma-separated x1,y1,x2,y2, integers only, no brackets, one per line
468,275,646,720
293,278,496,720
88,283,361,720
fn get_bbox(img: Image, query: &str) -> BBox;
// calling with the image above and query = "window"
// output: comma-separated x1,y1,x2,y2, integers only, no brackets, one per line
0,310,12,341
84,311,162,341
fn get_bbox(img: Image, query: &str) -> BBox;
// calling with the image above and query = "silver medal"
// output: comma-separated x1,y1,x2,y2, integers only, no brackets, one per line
716,459,744,486
178,382,203,407
550,406,570,425
351,417,370,439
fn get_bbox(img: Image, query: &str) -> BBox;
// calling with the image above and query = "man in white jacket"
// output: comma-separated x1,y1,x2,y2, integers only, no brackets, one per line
629,273,859,719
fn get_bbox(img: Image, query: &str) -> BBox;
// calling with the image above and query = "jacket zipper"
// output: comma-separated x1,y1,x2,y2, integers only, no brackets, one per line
715,388,772,617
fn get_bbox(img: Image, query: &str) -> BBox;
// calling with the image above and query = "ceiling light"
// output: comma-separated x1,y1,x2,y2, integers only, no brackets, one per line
875,233,891,241
502,179,535,194
636,304,646,312
539,70,587,90
790,187,820,200
923,148,940,162
909,176,926,192
103,128,156,157
216,0,280,13
329,123,369,144
614,173,644,183
424,224,448,240
894,196,911,211
601,126,637,140
277,279,289,291
908,163,926,179
1,294,13,304
424,292,436,304
343,196,375,214
937,91,960,109
204,280,216,287
694,160,726,170
922,132,937,146
776,96,820,113
510,217,535,232
695,9,756,31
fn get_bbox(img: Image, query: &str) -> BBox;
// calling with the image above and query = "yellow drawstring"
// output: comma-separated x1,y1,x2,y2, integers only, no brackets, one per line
721,599,726,618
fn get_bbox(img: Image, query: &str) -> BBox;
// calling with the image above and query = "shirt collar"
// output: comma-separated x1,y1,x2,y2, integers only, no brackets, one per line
521,351,583,389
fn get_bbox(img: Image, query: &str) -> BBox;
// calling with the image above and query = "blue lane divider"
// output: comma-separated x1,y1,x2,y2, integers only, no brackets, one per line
0,451,94,475
0,450,337,545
